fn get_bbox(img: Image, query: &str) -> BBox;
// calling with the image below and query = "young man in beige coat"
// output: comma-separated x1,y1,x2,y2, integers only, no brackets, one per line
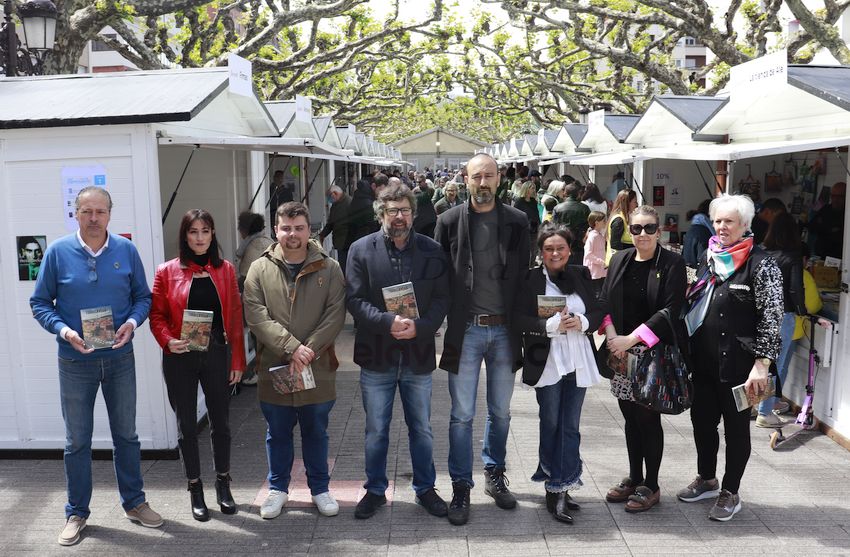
243,202,346,520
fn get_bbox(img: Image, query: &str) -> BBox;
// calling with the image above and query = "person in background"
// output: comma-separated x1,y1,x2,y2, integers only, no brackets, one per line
319,185,354,275
606,190,638,266
679,194,782,522
30,186,160,546
583,211,607,293
683,200,713,269
540,180,565,217
513,224,604,524
599,205,687,514
581,182,607,215
749,197,786,246
434,182,461,215
792,243,823,349
150,209,245,522
551,182,591,265
514,180,542,265
806,181,846,259
755,211,806,427
510,166,529,201
350,174,388,241
413,182,438,239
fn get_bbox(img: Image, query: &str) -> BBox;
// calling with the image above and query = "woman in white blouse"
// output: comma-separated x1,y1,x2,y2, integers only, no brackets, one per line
512,223,604,524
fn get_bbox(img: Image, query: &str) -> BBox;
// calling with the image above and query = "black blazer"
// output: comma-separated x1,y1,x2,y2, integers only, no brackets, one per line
345,230,451,374
434,198,530,374
512,265,605,386
599,245,687,346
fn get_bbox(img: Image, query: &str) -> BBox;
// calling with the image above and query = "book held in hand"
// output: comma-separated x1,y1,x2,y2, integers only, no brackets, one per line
537,295,566,318
80,306,115,350
181,309,214,351
382,281,419,319
269,363,317,395
731,375,777,412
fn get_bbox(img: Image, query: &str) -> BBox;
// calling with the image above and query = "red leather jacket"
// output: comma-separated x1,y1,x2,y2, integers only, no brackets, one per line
150,257,246,371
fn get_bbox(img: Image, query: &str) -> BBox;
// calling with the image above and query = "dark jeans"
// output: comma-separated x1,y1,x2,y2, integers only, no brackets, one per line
690,372,751,494
618,399,663,493
533,375,586,492
163,340,232,480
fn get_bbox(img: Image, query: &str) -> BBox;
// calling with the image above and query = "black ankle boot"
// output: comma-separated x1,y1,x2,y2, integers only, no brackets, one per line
188,480,209,522
216,474,237,515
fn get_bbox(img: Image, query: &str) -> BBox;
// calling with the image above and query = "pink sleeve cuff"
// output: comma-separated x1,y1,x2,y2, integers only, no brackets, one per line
598,314,613,335
633,324,660,348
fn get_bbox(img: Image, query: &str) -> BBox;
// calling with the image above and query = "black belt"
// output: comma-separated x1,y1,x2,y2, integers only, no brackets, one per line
467,314,507,326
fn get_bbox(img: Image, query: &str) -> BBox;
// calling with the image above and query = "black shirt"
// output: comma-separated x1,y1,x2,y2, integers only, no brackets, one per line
622,256,653,334
187,276,224,343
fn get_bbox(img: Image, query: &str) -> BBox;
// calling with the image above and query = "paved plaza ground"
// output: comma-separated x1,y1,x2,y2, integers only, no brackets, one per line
2,319,850,556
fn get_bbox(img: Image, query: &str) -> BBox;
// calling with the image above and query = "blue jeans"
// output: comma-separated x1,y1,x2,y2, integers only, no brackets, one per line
533,374,585,492
58,351,145,519
759,312,797,415
261,400,335,495
448,323,515,486
361,366,435,496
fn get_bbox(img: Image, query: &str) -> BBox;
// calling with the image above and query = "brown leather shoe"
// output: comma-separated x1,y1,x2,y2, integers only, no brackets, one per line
606,477,642,503
625,486,660,513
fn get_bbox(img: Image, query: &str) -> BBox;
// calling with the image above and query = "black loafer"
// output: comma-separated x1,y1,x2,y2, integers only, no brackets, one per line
354,492,387,519
415,487,448,517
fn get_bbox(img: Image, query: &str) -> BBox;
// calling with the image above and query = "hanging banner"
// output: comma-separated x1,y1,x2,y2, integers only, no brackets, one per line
62,165,107,231
228,53,253,98
729,49,787,96
295,95,312,123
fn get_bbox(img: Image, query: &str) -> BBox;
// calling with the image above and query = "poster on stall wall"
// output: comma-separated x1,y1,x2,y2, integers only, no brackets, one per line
652,186,665,206
667,185,682,206
62,166,107,231
433,158,446,171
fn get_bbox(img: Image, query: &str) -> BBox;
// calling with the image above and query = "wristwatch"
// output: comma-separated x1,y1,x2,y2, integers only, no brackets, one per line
758,357,772,366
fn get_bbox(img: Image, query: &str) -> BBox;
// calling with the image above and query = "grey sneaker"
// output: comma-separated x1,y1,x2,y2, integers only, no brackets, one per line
58,515,86,546
677,475,721,502
709,489,742,521
756,412,789,428
125,502,163,528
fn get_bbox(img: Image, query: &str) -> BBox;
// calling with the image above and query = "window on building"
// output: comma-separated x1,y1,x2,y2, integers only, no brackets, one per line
674,59,682,67
685,37,696,46
92,34,117,52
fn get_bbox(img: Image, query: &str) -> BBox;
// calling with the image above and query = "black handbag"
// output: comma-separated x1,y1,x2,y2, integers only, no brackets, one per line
631,308,693,415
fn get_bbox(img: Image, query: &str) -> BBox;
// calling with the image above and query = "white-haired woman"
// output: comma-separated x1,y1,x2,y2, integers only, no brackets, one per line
678,194,783,522
541,180,565,217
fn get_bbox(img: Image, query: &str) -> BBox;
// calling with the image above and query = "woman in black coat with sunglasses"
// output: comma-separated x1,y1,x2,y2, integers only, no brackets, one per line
598,205,687,513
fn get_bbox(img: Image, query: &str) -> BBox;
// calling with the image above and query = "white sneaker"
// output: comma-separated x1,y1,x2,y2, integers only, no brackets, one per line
260,489,288,519
312,492,339,517
241,372,258,386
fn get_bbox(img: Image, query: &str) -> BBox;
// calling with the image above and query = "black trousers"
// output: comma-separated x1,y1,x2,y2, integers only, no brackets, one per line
690,372,751,494
163,340,232,480
618,399,663,493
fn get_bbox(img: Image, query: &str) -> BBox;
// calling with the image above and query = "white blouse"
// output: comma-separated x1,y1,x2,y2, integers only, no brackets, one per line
524,267,602,390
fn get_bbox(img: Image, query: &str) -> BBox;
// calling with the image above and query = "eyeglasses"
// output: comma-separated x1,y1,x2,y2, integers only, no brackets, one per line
384,208,413,217
87,257,97,282
629,223,659,235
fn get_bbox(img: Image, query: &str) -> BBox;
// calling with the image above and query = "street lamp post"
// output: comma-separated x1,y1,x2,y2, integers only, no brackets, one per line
1,0,58,77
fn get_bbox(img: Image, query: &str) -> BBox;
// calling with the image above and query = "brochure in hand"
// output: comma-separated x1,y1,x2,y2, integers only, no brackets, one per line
731,375,777,412
269,363,317,395
382,282,419,319
181,309,214,351
537,295,566,318
80,306,115,350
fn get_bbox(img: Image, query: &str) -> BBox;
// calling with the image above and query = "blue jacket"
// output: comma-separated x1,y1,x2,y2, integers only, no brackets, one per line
30,233,152,360
345,229,451,373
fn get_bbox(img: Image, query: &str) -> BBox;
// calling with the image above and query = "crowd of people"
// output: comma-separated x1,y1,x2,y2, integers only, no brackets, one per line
29,154,839,546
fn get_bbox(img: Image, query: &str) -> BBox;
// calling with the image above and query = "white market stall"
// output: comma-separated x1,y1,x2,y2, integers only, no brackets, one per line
0,68,357,455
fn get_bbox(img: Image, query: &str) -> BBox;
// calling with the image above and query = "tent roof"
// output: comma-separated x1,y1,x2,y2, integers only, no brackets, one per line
0,68,277,135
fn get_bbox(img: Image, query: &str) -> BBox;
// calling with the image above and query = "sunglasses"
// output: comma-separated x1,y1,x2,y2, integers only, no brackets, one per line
629,223,659,235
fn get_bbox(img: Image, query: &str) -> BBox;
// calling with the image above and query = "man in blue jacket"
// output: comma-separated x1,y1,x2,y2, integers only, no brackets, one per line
30,186,159,546
346,183,451,520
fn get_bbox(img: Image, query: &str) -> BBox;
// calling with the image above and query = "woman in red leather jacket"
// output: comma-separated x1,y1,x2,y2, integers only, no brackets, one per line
150,209,246,522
